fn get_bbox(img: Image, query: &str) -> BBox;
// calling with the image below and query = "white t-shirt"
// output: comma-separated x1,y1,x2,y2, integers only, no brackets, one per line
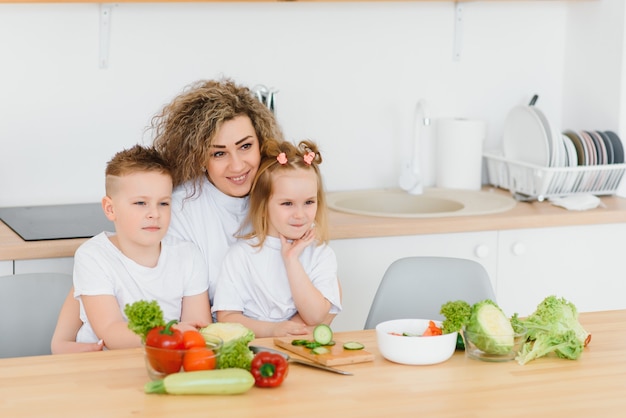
73,232,208,344
167,178,249,304
212,236,342,322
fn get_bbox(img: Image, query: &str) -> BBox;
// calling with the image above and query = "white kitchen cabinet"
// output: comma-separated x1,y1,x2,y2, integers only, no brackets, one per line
13,257,74,275
0,261,12,276
496,223,626,318
329,231,498,332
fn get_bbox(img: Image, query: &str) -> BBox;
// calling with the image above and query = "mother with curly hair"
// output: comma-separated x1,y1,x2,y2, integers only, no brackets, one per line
153,79,284,304
51,78,313,354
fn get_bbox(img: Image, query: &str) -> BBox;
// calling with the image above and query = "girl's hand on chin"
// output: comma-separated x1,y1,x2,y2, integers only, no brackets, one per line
279,227,316,260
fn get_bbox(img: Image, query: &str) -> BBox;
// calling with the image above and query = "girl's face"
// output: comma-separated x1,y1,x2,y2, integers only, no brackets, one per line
206,115,261,198
267,167,318,240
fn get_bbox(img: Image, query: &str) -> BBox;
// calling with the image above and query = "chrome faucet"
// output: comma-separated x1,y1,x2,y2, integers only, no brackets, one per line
251,84,278,114
399,99,430,195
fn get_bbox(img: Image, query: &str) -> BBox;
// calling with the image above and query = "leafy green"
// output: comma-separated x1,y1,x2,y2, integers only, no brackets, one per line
510,313,525,334
516,295,590,365
517,329,583,365
124,300,166,343
465,299,514,355
200,323,255,371
440,300,471,334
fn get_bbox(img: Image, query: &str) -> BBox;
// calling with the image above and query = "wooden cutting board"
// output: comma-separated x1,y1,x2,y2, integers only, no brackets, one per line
273,337,375,366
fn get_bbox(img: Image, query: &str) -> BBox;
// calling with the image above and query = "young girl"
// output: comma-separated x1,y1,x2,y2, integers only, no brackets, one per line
212,140,342,338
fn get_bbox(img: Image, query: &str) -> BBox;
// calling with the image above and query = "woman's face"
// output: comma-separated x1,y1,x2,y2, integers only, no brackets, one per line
206,115,261,198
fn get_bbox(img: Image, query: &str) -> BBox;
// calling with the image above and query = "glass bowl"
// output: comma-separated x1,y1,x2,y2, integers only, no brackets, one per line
144,334,223,380
462,327,527,362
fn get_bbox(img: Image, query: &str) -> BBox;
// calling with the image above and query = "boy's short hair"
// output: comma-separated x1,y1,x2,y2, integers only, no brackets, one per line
105,145,172,195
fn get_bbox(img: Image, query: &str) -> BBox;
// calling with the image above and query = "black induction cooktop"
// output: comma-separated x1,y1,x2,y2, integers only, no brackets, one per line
0,203,114,241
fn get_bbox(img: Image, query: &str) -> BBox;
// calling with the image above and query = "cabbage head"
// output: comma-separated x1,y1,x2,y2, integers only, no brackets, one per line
200,323,255,370
466,300,514,355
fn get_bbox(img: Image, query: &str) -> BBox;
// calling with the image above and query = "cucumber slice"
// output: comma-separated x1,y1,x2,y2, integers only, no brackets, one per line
304,341,322,349
311,346,330,355
312,324,333,345
343,341,365,350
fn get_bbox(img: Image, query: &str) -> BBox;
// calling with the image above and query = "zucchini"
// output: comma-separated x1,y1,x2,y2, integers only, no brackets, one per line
144,369,255,395
313,324,333,345
343,341,364,350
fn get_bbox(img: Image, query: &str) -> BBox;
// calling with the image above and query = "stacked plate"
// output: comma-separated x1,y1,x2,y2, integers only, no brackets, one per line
502,105,624,167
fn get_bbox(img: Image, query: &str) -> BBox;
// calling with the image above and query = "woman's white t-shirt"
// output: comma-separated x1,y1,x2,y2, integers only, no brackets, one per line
73,232,208,344
167,178,249,304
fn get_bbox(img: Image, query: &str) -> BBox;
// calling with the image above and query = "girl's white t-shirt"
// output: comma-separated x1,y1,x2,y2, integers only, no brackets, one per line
212,236,342,322
73,232,208,344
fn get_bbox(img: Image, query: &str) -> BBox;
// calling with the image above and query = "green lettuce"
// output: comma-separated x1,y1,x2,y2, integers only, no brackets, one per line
200,323,255,371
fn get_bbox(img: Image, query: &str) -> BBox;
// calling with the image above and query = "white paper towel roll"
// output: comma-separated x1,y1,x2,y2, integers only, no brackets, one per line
435,118,486,190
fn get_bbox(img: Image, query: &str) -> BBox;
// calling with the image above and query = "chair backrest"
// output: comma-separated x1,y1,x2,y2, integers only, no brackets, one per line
364,256,496,329
0,272,73,358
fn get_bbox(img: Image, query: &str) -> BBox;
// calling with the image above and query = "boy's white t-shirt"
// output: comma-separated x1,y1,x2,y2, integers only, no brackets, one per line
212,236,342,322
73,232,208,344
167,178,249,304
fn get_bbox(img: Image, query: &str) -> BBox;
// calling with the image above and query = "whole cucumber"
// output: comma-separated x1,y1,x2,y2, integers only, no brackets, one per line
145,368,254,395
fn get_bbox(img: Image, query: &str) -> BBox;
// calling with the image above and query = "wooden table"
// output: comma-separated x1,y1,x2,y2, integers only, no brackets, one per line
2,310,625,417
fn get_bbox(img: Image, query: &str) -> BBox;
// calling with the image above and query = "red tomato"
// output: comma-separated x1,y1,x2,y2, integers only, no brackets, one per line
183,347,216,372
183,330,207,349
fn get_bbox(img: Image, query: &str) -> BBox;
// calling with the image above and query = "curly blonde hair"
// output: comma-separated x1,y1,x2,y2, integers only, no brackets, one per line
151,78,284,196
241,139,329,247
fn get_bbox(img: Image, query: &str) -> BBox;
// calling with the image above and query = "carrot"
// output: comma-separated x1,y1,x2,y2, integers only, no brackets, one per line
422,320,443,337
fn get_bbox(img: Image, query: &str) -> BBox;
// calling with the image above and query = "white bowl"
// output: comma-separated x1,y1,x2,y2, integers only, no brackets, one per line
375,319,458,365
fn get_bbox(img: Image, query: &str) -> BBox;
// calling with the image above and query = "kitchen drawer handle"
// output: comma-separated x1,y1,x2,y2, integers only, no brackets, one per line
474,244,489,259
512,242,526,256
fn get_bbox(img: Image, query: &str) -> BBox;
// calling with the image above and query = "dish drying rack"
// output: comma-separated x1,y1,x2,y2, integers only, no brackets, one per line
484,153,626,201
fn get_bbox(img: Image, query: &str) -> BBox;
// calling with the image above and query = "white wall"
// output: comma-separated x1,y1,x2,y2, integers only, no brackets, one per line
0,1,621,207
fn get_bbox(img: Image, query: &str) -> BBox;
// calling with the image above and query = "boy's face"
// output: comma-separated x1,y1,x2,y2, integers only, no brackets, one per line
102,171,172,249
206,115,261,198
267,167,318,240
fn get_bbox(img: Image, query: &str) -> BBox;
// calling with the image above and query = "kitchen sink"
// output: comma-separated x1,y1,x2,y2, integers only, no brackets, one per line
326,188,516,218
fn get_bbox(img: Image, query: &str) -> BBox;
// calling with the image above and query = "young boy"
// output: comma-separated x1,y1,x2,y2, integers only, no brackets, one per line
69,145,210,350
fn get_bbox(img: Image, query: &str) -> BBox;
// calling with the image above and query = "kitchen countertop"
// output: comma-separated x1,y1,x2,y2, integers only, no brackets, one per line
3,186,626,261
1,310,624,417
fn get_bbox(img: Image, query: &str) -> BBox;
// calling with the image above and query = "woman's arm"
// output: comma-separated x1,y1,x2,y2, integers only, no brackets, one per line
51,288,104,354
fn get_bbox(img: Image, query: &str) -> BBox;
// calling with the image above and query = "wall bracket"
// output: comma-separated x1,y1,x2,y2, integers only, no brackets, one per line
453,2,463,61
99,4,114,69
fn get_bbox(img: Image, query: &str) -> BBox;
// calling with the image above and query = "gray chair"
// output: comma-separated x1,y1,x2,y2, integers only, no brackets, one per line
364,256,496,329
0,272,73,358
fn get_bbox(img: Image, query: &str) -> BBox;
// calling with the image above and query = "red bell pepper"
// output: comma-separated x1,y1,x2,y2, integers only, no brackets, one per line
250,352,289,388
145,319,185,374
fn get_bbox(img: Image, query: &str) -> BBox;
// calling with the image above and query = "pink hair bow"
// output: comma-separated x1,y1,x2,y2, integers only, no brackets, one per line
277,153,288,165
303,151,315,165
